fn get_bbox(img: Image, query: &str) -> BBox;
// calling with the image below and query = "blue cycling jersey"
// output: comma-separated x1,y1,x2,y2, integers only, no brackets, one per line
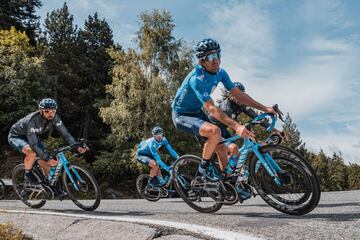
137,137,179,171
171,65,235,114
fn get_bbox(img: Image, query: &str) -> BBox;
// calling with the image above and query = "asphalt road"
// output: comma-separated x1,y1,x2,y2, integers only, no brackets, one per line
0,191,359,240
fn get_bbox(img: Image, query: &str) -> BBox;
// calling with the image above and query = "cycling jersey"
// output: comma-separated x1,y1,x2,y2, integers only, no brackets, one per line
136,137,179,171
8,111,76,160
172,65,235,114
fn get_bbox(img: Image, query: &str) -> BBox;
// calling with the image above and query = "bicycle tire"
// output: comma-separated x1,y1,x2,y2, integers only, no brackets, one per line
62,164,101,211
0,179,6,200
249,145,320,215
12,164,46,208
136,174,160,202
172,155,223,213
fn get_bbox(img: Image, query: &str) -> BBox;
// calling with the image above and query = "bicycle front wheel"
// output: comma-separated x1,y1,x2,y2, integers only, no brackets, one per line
62,164,101,211
0,179,6,200
249,145,320,215
172,155,223,213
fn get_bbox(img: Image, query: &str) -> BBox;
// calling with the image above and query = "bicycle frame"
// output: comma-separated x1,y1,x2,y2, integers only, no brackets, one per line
51,152,84,191
219,114,285,186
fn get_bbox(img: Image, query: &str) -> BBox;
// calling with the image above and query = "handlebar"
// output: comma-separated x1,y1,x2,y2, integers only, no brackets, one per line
50,139,89,159
245,104,284,132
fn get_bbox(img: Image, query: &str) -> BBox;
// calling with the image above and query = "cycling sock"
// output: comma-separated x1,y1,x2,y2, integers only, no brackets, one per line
200,159,210,169
25,169,32,177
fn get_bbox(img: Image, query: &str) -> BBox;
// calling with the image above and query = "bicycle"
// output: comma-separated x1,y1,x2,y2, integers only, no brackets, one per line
173,106,321,215
12,139,101,211
0,179,5,200
136,158,196,202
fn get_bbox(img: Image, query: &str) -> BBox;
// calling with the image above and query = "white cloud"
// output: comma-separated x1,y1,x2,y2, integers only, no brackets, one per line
208,0,360,164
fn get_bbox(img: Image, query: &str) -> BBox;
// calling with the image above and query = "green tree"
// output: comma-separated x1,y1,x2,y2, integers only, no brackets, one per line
347,163,360,190
328,152,347,191
311,150,330,191
281,113,305,150
96,10,193,188
0,0,42,45
0,27,49,146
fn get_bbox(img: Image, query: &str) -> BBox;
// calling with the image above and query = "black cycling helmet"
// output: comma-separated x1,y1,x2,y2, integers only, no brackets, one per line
234,82,245,92
195,38,221,59
151,126,164,136
39,98,58,109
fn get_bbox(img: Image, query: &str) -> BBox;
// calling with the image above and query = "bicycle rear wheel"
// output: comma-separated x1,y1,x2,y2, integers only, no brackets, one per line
0,179,6,200
172,155,223,213
62,164,101,211
250,145,320,215
136,174,160,202
12,164,47,208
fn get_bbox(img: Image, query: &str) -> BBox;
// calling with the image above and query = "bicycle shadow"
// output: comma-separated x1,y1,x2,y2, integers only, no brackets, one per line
40,208,155,217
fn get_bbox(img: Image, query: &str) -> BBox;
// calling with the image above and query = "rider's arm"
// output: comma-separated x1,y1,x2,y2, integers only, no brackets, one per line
164,138,180,159
26,120,50,160
230,87,272,113
149,143,170,172
53,115,76,145
203,100,240,131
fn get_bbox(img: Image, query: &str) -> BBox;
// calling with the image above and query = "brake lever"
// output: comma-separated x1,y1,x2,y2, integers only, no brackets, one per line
273,104,285,122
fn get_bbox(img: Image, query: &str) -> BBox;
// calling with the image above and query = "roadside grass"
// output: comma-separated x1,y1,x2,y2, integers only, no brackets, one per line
0,223,33,240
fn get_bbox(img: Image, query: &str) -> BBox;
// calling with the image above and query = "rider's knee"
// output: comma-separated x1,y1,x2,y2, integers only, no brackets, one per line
22,146,36,159
228,144,239,155
149,160,159,169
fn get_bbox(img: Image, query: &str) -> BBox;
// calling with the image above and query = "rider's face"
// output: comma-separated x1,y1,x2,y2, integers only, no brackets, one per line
41,109,56,120
200,52,221,73
154,133,164,142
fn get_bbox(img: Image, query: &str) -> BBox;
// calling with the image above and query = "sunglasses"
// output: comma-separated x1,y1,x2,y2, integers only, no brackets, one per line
43,109,57,114
202,52,221,62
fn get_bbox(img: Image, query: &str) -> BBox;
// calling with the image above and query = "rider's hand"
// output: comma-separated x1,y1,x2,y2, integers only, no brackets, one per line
235,125,255,141
49,159,59,167
77,147,87,154
265,106,278,118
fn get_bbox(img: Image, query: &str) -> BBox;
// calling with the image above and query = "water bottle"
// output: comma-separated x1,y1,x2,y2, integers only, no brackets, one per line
48,166,56,182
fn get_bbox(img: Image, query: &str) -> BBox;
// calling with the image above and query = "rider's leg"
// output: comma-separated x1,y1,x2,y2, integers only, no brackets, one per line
227,143,239,159
22,145,37,170
149,160,159,178
199,122,222,160
214,143,227,171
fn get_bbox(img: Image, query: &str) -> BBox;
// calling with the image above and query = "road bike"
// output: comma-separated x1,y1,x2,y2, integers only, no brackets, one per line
12,139,101,211
173,107,321,215
136,157,195,202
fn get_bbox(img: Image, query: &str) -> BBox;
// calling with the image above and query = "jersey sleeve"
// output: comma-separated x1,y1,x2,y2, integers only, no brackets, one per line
53,115,76,145
220,69,235,91
27,120,49,160
189,76,212,103
149,141,169,171
164,138,179,159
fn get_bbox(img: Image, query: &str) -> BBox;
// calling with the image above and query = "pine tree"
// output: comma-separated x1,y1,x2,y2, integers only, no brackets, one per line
281,113,305,150
0,0,42,45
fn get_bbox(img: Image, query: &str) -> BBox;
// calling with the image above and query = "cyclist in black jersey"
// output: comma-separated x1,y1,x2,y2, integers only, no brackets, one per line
8,98,86,185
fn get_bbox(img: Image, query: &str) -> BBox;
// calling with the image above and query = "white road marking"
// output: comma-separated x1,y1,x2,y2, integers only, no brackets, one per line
0,209,264,240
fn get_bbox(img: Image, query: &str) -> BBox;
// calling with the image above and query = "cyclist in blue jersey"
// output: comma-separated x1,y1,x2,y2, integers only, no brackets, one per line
136,126,180,187
207,82,285,174
171,38,278,181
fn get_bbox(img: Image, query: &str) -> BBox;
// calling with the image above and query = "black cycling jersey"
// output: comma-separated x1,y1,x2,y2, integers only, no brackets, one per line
9,111,76,160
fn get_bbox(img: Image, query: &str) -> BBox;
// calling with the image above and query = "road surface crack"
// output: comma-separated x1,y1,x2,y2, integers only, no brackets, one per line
149,225,214,240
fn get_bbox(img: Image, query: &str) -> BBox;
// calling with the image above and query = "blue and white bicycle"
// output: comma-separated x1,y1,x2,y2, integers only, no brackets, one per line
173,106,321,215
12,139,101,211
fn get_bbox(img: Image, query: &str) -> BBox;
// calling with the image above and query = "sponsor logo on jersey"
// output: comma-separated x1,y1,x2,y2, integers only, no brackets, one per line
30,127,42,133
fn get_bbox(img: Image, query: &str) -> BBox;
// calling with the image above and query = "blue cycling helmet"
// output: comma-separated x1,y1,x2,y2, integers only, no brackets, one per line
39,98,58,109
234,82,245,92
151,126,164,136
195,38,221,59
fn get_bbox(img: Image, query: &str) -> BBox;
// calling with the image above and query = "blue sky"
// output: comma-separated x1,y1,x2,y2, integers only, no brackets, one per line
36,0,360,164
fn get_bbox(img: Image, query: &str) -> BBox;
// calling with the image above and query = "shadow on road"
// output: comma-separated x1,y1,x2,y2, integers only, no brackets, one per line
40,208,155,217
